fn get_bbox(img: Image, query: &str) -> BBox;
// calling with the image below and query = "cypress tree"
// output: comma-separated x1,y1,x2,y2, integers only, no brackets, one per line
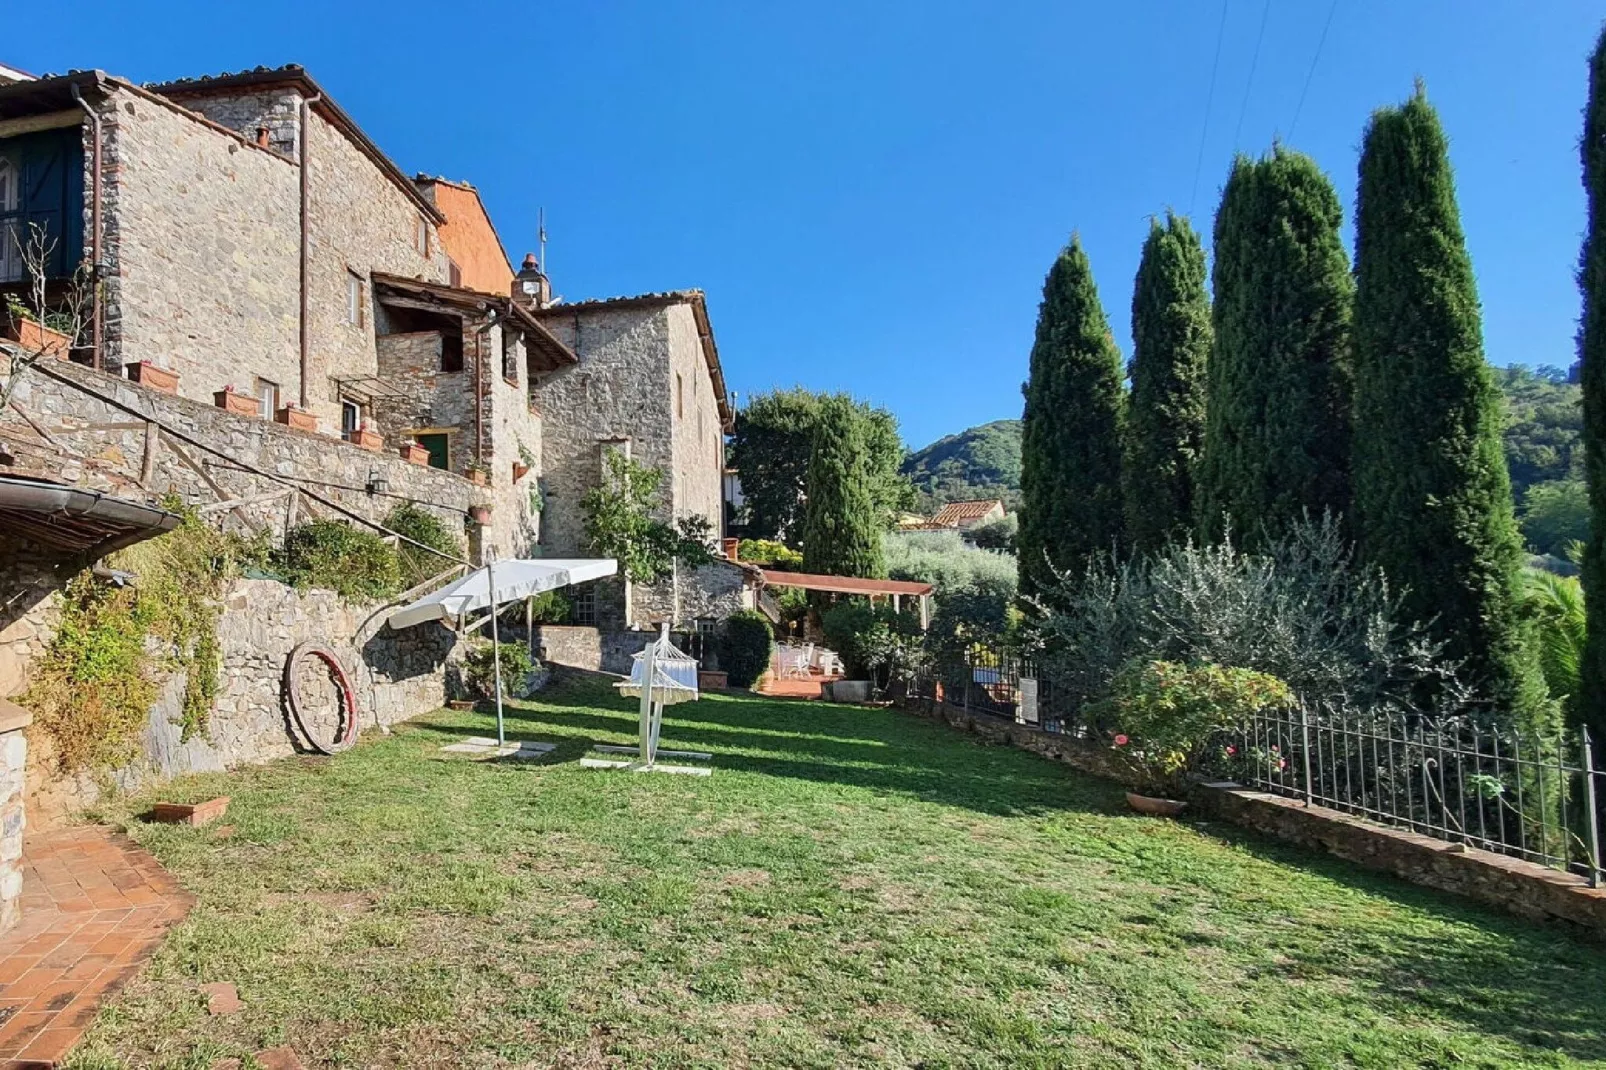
1353,86,1547,724
801,396,886,579
1124,212,1211,553
1198,148,1354,543
1017,237,1125,594
1581,29,1606,739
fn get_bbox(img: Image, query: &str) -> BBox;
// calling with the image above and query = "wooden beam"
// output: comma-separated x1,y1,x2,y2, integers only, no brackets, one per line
0,110,80,139
139,420,160,488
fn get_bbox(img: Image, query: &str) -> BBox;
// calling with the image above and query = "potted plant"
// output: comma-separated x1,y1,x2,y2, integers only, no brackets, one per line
398,438,430,465
466,462,490,487
1096,659,1293,816
275,403,319,433
468,504,493,526
351,418,383,452
2,300,73,361
214,384,259,417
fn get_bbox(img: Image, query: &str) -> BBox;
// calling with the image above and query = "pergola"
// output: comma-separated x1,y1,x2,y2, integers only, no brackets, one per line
757,569,935,629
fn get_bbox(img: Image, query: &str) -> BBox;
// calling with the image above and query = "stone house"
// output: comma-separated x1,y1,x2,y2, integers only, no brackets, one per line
0,64,585,555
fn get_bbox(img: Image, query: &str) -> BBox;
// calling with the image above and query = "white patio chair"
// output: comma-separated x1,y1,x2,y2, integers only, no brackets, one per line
779,645,812,679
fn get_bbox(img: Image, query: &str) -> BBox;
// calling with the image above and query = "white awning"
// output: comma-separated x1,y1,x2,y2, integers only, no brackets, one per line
386,558,617,630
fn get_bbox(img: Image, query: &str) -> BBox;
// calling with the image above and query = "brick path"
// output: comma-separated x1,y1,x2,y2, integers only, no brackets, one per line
0,826,193,1068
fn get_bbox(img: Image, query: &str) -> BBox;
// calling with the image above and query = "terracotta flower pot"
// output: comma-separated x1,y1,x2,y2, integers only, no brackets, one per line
349,428,383,452
512,462,530,482
7,317,72,360
468,505,492,526
129,361,179,394
468,468,489,487
399,442,430,465
1125,792,1187,817
275,405,319,433
215,390,259,417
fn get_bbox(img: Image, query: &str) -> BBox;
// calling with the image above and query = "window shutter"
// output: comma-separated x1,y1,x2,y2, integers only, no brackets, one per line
16,128,83,279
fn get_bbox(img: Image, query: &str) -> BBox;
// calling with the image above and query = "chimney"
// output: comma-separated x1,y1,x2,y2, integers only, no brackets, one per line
513,253,551,310
722,537,740,563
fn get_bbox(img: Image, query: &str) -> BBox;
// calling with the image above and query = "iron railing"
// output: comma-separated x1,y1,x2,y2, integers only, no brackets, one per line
918,647,1604,885
1228,703,1602,884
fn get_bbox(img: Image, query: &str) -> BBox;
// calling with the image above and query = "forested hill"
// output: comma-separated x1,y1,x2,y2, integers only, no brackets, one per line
903,365,1580,535
901,419,1022,509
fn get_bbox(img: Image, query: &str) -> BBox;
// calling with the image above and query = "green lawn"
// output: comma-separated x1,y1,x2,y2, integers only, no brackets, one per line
67,675,1606,1069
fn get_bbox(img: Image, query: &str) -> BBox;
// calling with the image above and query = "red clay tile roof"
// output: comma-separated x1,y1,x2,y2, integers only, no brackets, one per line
930,499,1004,526
757,570,933,597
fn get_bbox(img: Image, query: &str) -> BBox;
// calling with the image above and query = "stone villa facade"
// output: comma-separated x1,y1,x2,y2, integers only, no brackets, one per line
0,55,752,849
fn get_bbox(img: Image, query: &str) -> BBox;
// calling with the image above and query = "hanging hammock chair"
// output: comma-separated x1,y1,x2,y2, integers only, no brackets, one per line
615,626,700,766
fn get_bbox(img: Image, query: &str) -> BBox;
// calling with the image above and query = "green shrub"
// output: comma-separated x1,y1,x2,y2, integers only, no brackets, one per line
821,598,919,680
720,610,774,687
737,538,804,570
463,640,535,698
528,589,572,625
386,503,462,589
276,520,401,601
1095,660,1293,795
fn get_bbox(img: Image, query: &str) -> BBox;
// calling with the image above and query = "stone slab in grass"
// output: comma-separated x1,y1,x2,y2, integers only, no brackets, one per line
579,757,712,777
437,737,555,761
150,797,230,826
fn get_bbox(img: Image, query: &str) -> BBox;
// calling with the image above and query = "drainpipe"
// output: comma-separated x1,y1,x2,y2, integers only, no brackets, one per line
298,93,322,409
473,309,499,467
69,83,102,370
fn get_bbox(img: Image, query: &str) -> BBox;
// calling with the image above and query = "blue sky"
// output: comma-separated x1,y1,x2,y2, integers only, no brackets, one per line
22,2,1606,448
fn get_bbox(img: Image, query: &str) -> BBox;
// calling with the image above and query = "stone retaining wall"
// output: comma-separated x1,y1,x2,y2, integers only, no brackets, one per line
900,696,1606,939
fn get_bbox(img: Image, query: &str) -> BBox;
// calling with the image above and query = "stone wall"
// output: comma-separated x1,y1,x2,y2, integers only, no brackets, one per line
372,331,470,436
6,359,483,540
0,536,61,702
94,84,301,397
533,625,603,672
666,302,724,533
901,696,1606,940
534,305,675,558
418,179,514,295
172,88,301,159
303,109,450,429
633,560,757,627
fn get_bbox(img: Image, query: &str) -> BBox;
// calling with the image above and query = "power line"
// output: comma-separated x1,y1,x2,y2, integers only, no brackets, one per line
1231,0,1273,151
1288,0,1340,141
1189,0,1232,217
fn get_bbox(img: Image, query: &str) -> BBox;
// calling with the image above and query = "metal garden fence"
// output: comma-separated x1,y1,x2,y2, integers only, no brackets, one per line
918,646,1604,886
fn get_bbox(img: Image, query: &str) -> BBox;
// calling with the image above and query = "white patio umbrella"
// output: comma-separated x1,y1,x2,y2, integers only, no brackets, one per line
388,555,617,745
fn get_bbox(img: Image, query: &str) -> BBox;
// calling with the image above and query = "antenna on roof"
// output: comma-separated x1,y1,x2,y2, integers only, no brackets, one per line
538,207,548,279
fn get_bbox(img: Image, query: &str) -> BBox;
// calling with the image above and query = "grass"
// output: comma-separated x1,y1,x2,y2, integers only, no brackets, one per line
66,675,1606,1069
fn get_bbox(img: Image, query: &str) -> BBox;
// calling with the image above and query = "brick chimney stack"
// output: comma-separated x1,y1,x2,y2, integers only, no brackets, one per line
513,253,551,310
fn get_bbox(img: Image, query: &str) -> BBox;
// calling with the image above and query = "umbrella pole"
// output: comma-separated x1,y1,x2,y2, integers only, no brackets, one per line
638,636,656,767
486,549,505,747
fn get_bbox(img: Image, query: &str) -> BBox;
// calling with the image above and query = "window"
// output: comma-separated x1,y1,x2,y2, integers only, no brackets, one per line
341,400,361,440
415,432,450,471
502,332,518,384
416,217,429,257
440,331,464,373
255,377,279,419
346,270,363,326
0,156,18,284
570,584,597,627
448,258,462,288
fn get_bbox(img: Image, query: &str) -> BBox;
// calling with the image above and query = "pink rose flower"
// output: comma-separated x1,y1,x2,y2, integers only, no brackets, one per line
1113,734,1129,746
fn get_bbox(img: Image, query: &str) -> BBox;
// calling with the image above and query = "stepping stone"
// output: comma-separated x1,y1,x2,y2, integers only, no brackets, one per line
201,981,243,1015
254,1046,305,1070
579,757,711,777
211,1060,242,1070
437,737,555,761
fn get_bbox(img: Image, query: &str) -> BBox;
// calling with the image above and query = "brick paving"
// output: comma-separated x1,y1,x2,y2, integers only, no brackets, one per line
0,826,193,1068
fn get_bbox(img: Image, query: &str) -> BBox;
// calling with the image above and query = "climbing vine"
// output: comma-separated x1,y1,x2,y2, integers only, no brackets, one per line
22,502,245,773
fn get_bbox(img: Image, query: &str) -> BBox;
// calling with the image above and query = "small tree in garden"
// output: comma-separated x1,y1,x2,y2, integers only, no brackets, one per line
719,610,774,688
582,451,716,583
1352,86,1547,727
802,396,886,579
1,222,94,409
1017,236,1125,594
1580,26,1606,741
1198,149,1353,544
1125,212,1211,553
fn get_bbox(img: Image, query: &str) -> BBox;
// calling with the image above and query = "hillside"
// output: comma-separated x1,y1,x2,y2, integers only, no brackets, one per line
902,365,1579,525
902,419,1022,509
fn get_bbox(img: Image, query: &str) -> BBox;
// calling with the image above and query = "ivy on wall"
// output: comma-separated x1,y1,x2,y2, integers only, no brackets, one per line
22,503,244,773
